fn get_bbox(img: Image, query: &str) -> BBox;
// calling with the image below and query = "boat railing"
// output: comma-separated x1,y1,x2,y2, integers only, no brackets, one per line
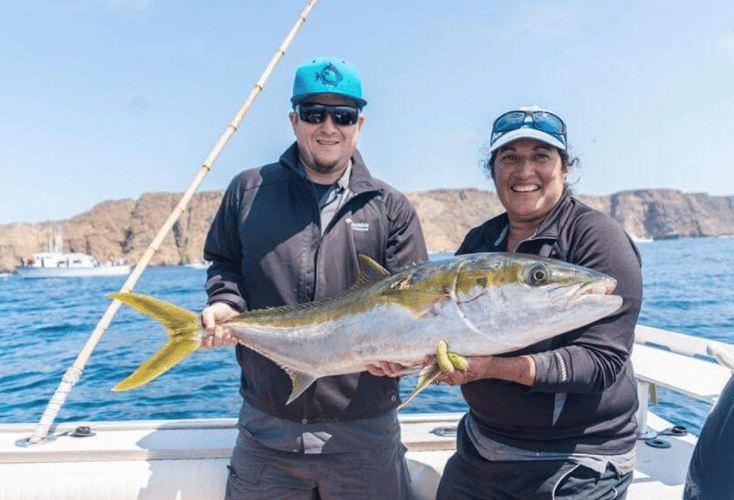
632,324,734,438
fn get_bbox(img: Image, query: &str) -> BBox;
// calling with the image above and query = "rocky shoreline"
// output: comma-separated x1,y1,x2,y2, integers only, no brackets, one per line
1,188,733,273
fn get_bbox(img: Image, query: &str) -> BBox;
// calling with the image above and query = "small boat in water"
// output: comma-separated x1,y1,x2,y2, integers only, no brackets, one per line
15,252,131,278
15,230,131,279
183,260,212,270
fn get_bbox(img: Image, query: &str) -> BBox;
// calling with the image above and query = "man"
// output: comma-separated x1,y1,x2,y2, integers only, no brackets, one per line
201,57,428,500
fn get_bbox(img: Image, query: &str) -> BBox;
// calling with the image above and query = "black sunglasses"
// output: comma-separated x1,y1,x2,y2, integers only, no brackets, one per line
297,103,360,126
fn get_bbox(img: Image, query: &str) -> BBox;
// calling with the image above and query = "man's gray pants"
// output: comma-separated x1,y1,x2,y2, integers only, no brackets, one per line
225,429,412,500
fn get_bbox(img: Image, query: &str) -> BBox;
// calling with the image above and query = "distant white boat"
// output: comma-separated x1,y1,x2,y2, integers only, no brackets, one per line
15,229,131,279
630,234,654,243
183,260,211,270
16,252,131,278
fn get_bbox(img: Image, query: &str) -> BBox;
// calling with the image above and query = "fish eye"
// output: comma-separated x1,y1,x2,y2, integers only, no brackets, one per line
526,264,549,286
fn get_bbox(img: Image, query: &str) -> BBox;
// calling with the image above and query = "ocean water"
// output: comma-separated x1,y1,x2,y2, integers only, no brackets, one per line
1,237,733,435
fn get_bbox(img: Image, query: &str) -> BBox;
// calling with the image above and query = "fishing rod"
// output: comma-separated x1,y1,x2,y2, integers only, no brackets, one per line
25,0,321,445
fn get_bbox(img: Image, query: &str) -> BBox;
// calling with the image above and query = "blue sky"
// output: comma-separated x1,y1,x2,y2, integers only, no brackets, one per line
2,0,733,223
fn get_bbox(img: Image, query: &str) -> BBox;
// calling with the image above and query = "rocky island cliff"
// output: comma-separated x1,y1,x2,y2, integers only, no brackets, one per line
1,188,733,273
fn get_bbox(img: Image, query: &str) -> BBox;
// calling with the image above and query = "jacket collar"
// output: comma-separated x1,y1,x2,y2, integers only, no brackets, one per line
531,188,572,240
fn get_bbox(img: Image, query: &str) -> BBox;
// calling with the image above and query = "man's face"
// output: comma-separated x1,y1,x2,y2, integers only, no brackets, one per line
289,93,365,183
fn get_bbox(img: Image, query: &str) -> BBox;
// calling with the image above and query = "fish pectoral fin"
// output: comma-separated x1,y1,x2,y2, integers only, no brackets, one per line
284,369,318,405
381,288,451,318
435,340,468,372
398,343,470,411
398,363,442,410
112,333,201,391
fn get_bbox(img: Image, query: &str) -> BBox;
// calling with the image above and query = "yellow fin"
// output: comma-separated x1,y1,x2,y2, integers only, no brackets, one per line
109,292,202,391
435,340,467,372
356,254,391,285
447,351,468,371
398,363,442,410
380,286,451,317
436,340,454,372
398,343,469,411
284,369,318,405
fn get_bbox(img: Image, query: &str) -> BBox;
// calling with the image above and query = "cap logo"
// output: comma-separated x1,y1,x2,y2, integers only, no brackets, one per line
315,63,343,88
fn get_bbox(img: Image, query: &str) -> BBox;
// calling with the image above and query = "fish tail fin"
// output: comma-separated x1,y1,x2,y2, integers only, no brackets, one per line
109,291,202,392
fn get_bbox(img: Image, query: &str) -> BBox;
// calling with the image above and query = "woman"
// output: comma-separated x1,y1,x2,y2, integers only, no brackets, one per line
434,106,643,500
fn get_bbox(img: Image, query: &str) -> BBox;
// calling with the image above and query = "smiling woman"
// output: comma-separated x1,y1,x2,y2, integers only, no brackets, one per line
491,138,569,249
482,106,576,252
433,106,644,500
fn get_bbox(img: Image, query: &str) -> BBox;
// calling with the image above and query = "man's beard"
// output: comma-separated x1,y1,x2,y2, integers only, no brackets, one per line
310,159,341,174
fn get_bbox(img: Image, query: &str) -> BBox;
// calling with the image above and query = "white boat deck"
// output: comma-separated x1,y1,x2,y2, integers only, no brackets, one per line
0,412,699,500
1,326,732,500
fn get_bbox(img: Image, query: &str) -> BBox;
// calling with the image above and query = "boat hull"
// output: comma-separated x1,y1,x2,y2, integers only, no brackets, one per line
15,265,131,278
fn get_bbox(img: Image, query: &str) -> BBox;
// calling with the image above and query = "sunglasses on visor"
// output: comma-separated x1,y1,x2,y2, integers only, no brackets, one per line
297,103,361,126
491,110,567,146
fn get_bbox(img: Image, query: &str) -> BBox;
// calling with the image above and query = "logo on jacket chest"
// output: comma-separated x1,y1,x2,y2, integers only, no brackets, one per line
345,218,370,232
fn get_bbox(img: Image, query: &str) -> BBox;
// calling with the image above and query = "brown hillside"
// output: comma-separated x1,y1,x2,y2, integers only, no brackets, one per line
1,188,733,273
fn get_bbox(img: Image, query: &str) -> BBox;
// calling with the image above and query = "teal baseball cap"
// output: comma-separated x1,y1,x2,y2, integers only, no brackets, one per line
291,57,367,108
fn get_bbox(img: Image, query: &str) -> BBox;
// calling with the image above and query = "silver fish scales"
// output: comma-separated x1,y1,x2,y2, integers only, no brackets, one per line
110,253,622,407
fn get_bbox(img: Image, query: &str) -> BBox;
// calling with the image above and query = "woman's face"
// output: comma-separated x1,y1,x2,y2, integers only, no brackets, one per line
492,138,568,226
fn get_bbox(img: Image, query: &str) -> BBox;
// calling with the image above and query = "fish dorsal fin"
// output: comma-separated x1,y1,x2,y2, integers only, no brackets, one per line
230,254,391,322
356,254,391,286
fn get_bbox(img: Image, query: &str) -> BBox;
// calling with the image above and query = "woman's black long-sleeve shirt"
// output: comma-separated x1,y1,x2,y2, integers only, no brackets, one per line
456,190,643,455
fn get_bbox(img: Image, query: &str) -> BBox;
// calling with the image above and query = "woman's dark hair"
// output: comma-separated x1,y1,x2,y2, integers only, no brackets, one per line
482,146,578,182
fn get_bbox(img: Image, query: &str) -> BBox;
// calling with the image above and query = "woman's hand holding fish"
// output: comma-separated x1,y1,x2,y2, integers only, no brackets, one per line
201,302,240,349
433,354,536,387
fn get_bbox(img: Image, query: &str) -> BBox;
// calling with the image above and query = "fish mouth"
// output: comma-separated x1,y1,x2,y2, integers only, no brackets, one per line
550,278,618,310
581,278,617,296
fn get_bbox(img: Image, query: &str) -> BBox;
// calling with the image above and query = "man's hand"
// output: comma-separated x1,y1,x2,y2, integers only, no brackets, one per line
366,361,415,378
201,302,240,349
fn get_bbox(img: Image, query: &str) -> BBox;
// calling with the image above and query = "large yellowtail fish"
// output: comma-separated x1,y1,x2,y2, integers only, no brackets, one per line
110,253,622,407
